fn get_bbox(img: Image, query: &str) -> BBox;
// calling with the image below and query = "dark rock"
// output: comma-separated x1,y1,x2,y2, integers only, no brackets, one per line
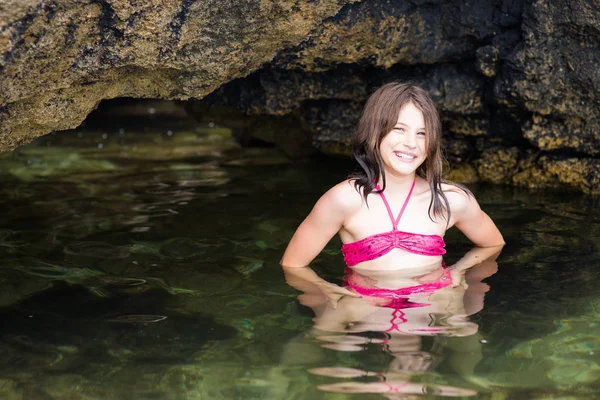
476,45,500,78
496,0,600,156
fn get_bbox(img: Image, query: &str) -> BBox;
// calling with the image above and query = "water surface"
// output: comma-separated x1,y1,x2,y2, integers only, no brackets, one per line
0,119,599,399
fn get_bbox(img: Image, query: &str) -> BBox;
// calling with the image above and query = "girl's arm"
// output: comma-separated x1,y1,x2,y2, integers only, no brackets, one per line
447,244,503,287
281,181,360,268
451,245,503,272
448,190,505,247
281,181,363,308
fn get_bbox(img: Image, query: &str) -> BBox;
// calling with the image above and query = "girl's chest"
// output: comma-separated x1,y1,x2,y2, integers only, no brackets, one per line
343,196,446,241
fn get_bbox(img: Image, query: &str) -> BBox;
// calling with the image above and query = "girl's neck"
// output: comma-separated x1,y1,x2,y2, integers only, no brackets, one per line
378,173,416,195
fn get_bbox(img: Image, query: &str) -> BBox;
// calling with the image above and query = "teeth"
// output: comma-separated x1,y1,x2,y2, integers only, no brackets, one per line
396,153,415,160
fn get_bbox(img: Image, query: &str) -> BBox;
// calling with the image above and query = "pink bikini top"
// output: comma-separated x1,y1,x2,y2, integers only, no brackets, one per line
341,179,446,267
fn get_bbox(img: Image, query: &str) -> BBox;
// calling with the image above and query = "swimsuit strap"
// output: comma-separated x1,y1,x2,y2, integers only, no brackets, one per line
375,179,416,231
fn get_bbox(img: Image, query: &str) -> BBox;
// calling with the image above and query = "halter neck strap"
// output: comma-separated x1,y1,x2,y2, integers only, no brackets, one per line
375,179,416,230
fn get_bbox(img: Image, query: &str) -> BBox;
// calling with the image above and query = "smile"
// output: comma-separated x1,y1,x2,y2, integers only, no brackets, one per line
394,151,417,162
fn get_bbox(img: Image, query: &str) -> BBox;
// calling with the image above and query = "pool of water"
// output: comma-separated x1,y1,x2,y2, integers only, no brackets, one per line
0,120,599,399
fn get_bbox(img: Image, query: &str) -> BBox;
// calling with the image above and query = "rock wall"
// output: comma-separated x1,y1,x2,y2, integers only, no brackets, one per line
0,0,598,192
0,0,356,148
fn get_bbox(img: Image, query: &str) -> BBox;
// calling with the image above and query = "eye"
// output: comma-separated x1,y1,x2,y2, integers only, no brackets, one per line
394,127,405,133
417,131,426,136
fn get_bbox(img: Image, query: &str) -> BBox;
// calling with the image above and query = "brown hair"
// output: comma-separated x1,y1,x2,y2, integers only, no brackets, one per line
350,82,467,223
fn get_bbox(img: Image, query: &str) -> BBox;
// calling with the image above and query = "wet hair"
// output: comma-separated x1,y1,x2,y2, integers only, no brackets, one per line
349,82,469,223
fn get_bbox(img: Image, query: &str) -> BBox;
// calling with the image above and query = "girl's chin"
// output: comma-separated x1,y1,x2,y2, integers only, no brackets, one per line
385,168,418,178
385,162,424,176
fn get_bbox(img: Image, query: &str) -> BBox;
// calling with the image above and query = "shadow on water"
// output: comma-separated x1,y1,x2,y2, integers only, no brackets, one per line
0,105,599,399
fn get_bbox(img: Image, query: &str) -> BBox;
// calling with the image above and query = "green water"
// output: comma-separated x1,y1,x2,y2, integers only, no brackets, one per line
0,119,599,400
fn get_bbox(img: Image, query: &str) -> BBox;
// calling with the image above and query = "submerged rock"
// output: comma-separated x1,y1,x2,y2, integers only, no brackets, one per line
0,283,237,366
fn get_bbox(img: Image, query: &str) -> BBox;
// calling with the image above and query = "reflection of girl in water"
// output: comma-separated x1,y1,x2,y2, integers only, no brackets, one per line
279,82,504,396
282,250,500,397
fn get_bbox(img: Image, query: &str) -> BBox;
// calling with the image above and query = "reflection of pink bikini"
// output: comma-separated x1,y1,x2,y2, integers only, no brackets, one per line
344,267,452,333
344,267,452,305
341,179,450,333
341,179,446,267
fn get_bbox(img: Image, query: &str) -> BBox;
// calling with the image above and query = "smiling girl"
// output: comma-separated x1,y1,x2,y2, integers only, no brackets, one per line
281,82,504,303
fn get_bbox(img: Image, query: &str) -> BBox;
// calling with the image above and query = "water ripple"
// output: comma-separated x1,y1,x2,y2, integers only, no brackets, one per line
64,241,130,259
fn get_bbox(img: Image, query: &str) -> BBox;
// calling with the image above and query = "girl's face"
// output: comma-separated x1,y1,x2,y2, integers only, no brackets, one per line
379,102,428,179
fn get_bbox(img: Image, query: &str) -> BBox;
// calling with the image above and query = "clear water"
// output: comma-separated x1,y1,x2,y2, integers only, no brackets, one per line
0,117,599,400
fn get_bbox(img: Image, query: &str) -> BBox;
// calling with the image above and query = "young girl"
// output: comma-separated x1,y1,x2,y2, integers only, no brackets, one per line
281,82,504,299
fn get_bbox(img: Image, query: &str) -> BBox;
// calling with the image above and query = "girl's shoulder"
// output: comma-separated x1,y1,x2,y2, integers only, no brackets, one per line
319,179,364,214
440,181,476,214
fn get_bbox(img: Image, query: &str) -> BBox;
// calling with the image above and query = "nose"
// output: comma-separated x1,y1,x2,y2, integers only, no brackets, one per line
403,133,417,149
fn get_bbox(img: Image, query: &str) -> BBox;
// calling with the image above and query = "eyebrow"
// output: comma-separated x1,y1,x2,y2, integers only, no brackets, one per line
394,123,426,130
